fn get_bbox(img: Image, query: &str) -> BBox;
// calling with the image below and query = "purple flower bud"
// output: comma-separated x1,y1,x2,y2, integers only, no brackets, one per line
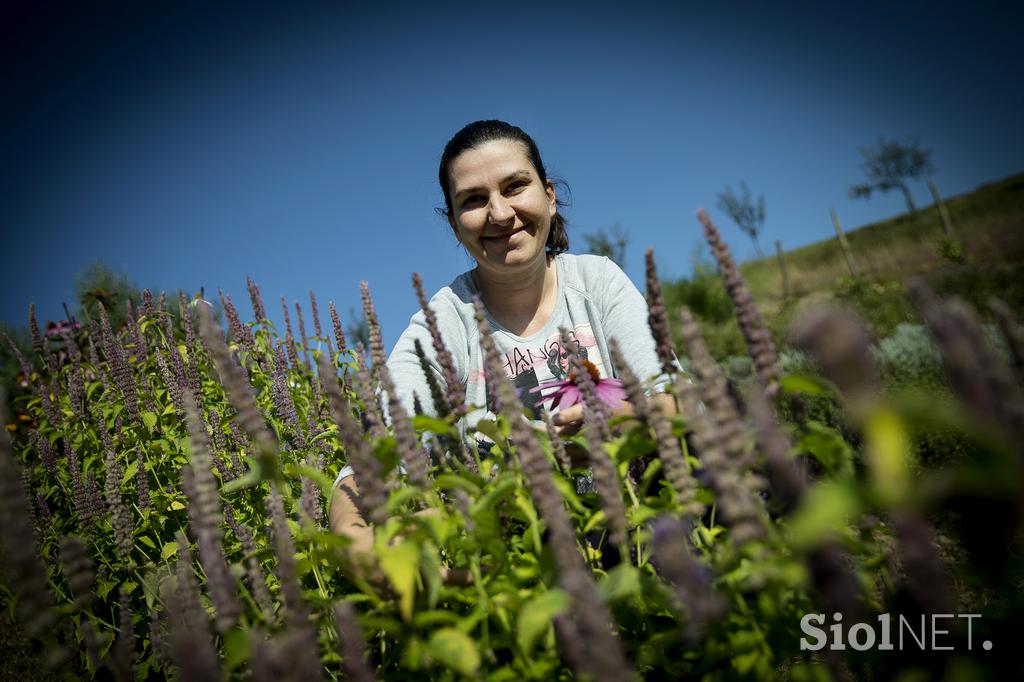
224,502,273,615
113,586,137,681
353,346,387,441
86,472,104,524
472,297,514,419
359,282,388,375
219,289,253,352
135,445,151,511
697,209,780,397
28,303,53,374
295,301,312,373
101,423,134,560
790,306,878,411
195,305,279,469
413,273,465,417
265,484,314,634
280,297,301,369
328,301,349,357
155,348,186,415
30,429,58,477
318,352,390,526
165,538,221,680
181,392,241,632
98,303,140,423
0,414,58,638
644,250,677,377
333,602,375,682
247,276,267,322
672,326,765,545
651,516,726,643
35,492,53,531
309,290,323,340
413,337,450,418
272,343,306,448
299,453,323,525
59,535,95,611
561,330,628,553
141,289,155,318
125,298,148,363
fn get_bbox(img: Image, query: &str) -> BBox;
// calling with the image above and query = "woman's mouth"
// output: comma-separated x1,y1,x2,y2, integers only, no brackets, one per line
482,225,528,241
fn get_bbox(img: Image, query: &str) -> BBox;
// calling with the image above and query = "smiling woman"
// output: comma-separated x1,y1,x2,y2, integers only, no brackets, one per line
329,120,673,545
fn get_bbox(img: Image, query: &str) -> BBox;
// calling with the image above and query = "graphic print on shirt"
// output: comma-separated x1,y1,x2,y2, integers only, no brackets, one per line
488,323,607,419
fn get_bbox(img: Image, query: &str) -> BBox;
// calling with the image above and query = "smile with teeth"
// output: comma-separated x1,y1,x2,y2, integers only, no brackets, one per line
482,225,529,240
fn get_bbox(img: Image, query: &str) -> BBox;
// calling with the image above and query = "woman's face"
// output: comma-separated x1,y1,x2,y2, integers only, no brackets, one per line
446,139,557,275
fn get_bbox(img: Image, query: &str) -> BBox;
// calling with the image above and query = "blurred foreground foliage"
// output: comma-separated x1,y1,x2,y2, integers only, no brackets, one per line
1,213,1023,681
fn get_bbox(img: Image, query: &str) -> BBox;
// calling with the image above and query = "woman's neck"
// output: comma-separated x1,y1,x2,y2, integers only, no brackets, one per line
472,254,558,336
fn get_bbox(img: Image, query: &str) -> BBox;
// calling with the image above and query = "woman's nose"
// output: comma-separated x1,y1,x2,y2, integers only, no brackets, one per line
487,195,515,225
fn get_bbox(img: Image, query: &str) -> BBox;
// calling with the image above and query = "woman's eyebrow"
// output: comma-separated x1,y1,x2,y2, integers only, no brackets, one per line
454,171,532,200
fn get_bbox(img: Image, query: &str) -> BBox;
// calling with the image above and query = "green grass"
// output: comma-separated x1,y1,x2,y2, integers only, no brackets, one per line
740,172,1024,310
670,172,1024,358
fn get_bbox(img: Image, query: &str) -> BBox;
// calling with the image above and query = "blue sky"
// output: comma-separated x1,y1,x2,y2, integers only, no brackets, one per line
3,1,1021,350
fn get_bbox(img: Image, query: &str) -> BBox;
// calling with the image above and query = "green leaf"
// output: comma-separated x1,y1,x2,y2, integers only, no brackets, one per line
420,542,442,610
598,564,642,602
141,411,158,434
121,459,139,487
779,373,833,397
96,580,115,600
471,474,518,515
427,627,480,677
864,408,911,505
379,541,420,622
516,589,570,655
161,541,180,560
169,500,185,511
411,414,456,436
433,473,481,497
474,418,509,449
786,482,859,550
796,421,854,480
138,535,156,549
223,629,251,672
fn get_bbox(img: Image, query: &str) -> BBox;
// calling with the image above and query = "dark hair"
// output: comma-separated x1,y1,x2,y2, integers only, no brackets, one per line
438,120,569,254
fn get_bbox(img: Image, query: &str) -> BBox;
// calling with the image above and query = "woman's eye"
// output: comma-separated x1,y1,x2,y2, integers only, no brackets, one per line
462,195,484,207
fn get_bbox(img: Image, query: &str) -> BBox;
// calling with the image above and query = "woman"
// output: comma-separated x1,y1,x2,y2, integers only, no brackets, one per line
329,120,672,547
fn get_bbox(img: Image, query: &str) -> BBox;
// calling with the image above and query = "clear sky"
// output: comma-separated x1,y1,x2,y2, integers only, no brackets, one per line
3,1,1021,350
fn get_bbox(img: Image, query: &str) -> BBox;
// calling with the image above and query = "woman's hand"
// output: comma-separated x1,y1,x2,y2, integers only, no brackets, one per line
329,476,473,586
551,403,585,436
551,400,639,437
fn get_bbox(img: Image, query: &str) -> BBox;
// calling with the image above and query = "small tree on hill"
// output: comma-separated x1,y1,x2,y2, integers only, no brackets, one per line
716,181,766,258
74,261,140,330
583,224,630,267
849,136,934,216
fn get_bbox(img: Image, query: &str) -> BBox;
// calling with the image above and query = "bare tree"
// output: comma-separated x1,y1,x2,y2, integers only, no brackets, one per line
582,224,630,267
716,182,766,258
849,136,934,216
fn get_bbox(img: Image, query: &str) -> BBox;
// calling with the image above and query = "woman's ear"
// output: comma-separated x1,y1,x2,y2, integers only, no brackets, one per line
447,213,460,241
545,179,557,216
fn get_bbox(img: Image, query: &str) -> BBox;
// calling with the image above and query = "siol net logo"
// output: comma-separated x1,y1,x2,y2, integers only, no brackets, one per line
800,613,991,652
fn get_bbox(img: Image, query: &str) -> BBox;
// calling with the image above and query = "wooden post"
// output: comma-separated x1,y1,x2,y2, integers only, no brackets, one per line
830,207,861,278
927,179,956,239
774,239,790,301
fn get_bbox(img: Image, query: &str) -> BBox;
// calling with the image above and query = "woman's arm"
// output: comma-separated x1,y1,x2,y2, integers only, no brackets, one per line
329,475,375,554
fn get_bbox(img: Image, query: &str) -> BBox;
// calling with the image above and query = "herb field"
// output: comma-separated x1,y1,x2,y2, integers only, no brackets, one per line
2,211,1023,680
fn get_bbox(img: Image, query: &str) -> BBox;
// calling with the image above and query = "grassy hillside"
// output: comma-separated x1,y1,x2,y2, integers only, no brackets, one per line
742,173,1024,307
665,172,1024,359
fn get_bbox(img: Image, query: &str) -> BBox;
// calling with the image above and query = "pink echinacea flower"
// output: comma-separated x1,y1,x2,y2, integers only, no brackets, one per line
530,359,627,411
